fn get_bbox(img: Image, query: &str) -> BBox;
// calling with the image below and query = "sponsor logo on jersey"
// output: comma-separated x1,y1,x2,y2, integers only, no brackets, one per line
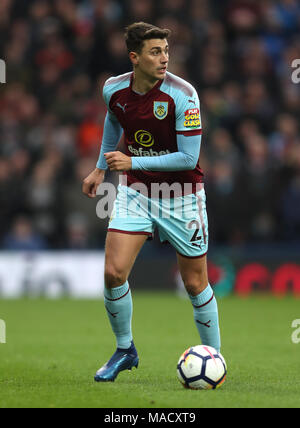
184,108,201,128
153,101,168,120
128,145,170,157
134,130,154,147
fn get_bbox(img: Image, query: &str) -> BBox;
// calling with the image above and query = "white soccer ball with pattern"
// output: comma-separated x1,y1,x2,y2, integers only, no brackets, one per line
177,345,227,390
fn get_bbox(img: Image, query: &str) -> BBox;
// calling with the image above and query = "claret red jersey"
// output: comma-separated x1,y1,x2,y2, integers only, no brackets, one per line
103,71,203,194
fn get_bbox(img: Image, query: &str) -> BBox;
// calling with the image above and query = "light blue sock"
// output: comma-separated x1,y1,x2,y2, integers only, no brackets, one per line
189,284,221,352
104,281,133,349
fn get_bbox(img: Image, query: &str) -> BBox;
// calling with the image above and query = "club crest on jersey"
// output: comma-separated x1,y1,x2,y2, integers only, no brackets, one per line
153,101,168,120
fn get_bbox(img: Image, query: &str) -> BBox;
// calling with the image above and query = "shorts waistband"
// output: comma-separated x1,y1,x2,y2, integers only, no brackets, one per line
119,176,204,198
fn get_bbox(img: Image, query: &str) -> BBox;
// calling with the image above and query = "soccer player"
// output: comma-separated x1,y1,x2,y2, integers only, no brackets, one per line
82,22,221,382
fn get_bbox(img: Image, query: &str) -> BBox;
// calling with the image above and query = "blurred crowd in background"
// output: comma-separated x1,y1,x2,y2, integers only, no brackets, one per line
0,0,300,251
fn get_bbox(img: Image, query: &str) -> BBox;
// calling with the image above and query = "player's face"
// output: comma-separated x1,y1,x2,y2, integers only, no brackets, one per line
135,39,169,81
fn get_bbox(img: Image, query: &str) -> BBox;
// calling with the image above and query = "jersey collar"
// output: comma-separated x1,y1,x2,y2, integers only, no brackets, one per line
130,72,164,97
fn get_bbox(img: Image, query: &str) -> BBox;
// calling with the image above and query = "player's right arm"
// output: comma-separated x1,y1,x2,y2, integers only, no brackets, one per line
82,83,123,198
82,112,123,198
82,166,105,199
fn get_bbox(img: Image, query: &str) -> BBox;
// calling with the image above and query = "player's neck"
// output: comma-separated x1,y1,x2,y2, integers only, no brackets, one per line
132,69,160,95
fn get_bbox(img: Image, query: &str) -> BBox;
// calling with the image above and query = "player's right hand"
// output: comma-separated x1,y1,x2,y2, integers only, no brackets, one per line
82,168,105,198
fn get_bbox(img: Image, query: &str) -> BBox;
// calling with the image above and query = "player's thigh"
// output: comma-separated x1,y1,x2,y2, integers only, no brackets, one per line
177,253,208,296
104,231,148,288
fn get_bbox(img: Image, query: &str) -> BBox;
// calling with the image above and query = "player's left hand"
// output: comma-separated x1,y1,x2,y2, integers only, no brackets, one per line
104,151,132,171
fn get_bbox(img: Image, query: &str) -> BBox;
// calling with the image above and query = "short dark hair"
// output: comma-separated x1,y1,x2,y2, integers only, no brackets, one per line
124,22,171,54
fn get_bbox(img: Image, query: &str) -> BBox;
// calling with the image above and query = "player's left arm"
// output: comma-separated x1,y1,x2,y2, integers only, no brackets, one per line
130,133,201,171
105,133,201,172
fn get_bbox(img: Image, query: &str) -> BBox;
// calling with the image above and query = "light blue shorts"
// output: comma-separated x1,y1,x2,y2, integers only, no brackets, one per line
108,185,209,258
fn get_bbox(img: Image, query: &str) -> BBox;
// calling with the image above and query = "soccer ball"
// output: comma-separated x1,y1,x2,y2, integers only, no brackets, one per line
177,345,227,390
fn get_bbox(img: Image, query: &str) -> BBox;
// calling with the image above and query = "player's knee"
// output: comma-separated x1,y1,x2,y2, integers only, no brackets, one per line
104,265,127,288
181,274,207,296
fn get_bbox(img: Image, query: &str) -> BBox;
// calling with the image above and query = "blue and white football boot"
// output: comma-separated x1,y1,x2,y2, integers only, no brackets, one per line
94,341,139,382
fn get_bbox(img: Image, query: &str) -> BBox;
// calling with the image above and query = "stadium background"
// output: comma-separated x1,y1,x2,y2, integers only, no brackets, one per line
0,0,300,297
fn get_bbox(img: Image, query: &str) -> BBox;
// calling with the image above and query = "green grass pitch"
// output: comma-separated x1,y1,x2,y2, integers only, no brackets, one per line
0,293,300,408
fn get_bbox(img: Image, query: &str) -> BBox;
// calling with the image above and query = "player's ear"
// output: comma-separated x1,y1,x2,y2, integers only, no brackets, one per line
129,51,139,66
